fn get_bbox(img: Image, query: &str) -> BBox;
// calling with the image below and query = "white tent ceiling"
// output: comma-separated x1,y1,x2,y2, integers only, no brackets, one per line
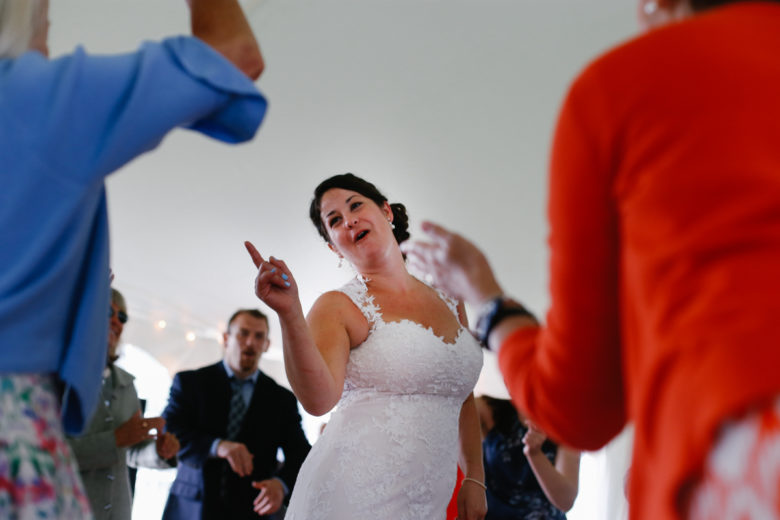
48,0,635,392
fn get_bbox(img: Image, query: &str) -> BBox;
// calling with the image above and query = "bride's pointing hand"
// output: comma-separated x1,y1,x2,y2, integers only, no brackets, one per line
245,241,300,317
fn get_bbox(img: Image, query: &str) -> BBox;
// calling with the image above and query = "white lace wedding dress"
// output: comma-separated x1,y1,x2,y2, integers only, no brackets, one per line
285,277,484,520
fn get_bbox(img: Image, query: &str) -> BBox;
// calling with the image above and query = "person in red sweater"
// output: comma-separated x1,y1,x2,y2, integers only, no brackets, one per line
402,1,780,519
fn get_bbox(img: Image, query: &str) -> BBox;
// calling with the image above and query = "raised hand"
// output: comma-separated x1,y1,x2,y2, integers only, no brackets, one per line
244,241,301,317
114,410,165,447
252,478,285,516
400,221,503,307
522,419,547,457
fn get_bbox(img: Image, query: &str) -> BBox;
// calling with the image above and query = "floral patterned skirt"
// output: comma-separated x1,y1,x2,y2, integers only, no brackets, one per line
688,395,780,520
0,373,92,519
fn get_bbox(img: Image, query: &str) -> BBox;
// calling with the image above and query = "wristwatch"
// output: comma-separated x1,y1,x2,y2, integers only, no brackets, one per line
474,296,536,349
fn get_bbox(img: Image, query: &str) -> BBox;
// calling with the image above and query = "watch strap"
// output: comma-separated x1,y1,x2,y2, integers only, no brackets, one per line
475,296,536,348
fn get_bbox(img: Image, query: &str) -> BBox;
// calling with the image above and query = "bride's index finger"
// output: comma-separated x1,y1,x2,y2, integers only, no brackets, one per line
244,241,265,268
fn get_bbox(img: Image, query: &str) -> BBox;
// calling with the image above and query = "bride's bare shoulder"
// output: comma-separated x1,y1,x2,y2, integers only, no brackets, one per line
309,290,367,325
311,290,359,312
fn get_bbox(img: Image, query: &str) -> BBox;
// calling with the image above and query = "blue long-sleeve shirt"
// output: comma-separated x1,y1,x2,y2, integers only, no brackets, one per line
0,36,267,435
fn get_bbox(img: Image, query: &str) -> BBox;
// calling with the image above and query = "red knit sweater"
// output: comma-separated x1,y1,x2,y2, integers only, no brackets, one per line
498,3,780,519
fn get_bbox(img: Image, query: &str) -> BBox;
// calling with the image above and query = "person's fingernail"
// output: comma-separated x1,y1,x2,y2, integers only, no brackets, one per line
271,268,276,273
285,281,291,287
282,274,289,280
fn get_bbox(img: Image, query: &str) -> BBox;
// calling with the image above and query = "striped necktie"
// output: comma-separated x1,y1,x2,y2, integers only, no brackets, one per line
226,377,247,440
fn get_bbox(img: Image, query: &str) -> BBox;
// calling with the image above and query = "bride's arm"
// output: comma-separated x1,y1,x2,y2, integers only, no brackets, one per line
457,393,487,520
453,301,487,519
245,242,351,416
284,292,354,415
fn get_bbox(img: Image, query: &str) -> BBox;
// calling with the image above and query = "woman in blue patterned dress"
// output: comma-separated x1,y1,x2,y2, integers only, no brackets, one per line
476,396,580,519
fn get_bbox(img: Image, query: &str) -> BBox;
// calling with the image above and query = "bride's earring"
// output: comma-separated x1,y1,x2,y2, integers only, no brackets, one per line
644,0,659,14
388,219,395,230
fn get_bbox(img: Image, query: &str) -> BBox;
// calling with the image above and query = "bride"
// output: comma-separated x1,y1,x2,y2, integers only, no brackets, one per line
245,173,487,520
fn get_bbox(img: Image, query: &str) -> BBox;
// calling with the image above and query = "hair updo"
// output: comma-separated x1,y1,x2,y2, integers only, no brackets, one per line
309,173,410,246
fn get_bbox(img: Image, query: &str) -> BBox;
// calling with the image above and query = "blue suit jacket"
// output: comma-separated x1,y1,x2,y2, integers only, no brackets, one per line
161,362,310,520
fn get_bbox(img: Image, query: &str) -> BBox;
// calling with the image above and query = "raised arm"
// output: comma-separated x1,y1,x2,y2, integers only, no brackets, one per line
522,422,580,512
189,0,264,79
402,217,625,450
245,242,353,415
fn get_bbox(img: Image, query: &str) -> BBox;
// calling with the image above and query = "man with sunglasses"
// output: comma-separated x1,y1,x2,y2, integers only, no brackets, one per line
67,288,180,520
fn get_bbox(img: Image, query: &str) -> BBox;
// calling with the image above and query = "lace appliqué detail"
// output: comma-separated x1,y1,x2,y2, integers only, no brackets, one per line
338,276,382,332
433,285,460,318
285,277,484,520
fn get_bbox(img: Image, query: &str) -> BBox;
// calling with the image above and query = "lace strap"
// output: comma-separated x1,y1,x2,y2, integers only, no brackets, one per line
336,278,382,329
434,288,460,318
406,268,461,319
337,276,460,328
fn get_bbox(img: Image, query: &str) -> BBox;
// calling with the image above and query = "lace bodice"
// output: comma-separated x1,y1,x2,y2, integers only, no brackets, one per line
338,276,481,400
285,277,483,520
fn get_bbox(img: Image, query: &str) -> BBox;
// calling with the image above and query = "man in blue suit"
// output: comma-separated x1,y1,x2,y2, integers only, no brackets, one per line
162,309,310,519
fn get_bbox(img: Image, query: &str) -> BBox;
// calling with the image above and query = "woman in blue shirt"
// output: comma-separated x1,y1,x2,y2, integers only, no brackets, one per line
0,0,267,517
476,396,580,519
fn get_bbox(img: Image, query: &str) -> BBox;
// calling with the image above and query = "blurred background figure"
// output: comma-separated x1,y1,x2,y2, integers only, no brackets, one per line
0,0,265,517
401,1,780,519
162,309,310,520
476,396,579,520
67,288,180,520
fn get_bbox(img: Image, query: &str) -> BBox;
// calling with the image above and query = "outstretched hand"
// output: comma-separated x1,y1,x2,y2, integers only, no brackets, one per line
244,241,301,317
114,410,165,448
217,440,254,477
252,478,285,516
522,419,547,457
155,431,180,460
401,221,503,307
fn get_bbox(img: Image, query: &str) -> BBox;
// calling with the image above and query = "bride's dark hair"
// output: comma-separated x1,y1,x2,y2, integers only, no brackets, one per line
309,173,410,245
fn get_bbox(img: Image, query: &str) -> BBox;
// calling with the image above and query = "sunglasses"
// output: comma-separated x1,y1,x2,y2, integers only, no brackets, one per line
109,307,128,324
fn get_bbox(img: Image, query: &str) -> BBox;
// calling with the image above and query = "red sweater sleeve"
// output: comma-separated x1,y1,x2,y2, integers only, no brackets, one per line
499,66,626,451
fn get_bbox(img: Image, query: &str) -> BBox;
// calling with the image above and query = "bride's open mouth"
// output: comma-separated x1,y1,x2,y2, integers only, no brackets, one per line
355,230,369,243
